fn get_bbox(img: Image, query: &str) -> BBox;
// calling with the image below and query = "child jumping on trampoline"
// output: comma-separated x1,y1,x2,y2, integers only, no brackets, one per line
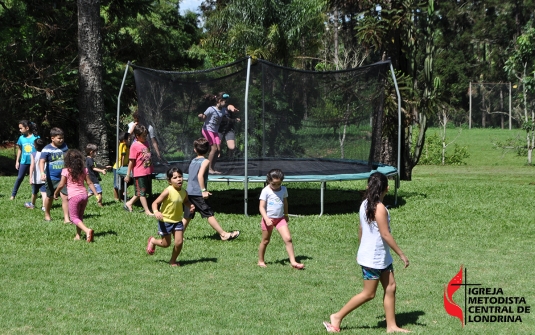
186,137,240,241
146,167,195,266
323,172,410,333
198,92,238,174
258,168,304,269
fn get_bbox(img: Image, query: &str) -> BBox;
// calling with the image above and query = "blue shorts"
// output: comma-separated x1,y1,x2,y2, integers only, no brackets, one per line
88,183,103,195
158,220,184,236
361,264,394,280
31,183,46,195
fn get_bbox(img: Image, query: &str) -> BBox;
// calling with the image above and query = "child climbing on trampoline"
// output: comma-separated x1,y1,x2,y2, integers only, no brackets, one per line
198,92,238,174
323,172,410,333
258,168,304,270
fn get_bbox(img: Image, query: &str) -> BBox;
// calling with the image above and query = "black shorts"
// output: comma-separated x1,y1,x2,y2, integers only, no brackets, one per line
188,195,215,218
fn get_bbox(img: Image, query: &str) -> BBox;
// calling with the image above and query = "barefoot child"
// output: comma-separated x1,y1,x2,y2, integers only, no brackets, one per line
323,172,410,333
186,137,240,241
258,169,304,270
124,124,154,216
85,143,111,207
146,168,195,266
26,138,47,210
54,149,99,242
40,127,69,222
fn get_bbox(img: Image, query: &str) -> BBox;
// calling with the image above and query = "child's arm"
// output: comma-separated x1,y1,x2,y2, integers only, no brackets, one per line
259,199,272,226
29,154,35,184
376,203,409,268
53,176,67,199
198,160,212,198
93,166,108,175
283,197,289,222
85,175,100,201
39,157,47,181
124,159,135,183
15,144,21,169
151,188,169,221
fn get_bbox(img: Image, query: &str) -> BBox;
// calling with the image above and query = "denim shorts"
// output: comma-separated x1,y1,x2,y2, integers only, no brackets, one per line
361,263,394,280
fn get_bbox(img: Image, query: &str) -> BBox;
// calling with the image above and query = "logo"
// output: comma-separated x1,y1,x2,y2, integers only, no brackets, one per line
443,265,531,328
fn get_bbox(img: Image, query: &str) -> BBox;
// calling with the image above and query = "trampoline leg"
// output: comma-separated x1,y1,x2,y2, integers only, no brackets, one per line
394,174,400,206
319,181,325,217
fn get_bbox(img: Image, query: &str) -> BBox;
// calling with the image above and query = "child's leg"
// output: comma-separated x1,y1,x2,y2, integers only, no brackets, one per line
208,144,219,172
150,235,172,249
169,230,184,265
75,221,93,241
70,195,93,242
44,196,53,220
125,195,138,211
380,270,410,333
139,196,153,215
60,193,70,223
277,225,304,268
258,229,272,267
329,279,380,330
11,164,30,198
97,192,103,207
206,216,238,240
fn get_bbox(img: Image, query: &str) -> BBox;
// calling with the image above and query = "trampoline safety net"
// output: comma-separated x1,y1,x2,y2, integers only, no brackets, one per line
130,58,390,178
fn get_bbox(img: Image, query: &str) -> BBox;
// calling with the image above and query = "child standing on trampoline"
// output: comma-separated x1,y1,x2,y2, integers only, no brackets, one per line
323,172,409,333
198,92,238,174
186,138,240,241
146,167,195,266
258,169,304,270
54,149,99,242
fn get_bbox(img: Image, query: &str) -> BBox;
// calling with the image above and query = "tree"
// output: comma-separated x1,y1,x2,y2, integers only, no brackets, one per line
78,0,108,163
504,22,535,164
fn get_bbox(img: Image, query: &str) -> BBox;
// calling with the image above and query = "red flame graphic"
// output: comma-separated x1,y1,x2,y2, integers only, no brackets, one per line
443,265,464,327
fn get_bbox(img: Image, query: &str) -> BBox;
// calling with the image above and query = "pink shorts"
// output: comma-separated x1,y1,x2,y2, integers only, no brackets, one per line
260,217,288,231
202,129,221,145
68,194,88,225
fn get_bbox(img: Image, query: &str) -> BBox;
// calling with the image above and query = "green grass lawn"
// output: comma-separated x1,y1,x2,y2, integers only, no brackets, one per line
1,128,534,334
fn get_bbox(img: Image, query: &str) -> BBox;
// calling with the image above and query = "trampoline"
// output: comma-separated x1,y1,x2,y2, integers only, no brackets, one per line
116,57,402,215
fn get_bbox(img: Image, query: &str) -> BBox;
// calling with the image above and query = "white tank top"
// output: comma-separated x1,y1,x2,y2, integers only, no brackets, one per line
356,199,393,269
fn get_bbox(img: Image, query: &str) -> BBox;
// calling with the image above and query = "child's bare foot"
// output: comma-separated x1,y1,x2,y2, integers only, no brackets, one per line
144,211,154,216
74,235,81,241
87,229,94,243
387,326,411,333
291,262,305,270
329,314,341,331
170,262,180,267
257,262,267,268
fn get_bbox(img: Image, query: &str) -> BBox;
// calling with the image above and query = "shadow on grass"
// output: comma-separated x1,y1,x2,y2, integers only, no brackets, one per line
93,230,118,238
155,257,218,267
344,310,426,331
207,188,367,216
271,255,313,267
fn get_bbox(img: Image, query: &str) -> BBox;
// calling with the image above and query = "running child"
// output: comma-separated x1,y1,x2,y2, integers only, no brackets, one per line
146,167,195,266
26,138,47,210
197,92,238,174
323,172,410,333
85,143,111,207
11,120,39,200
113,131,130,201
258,169,304,270
39,127,69,222
186,137,240,241
124,124,154,216
54,149,98,242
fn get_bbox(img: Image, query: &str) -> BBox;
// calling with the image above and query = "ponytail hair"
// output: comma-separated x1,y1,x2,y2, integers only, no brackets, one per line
203,92,228,105
19,120,38,136
364,172,388,222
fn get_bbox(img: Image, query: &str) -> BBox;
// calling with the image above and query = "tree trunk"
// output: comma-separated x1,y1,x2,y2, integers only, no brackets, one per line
77,0,109,164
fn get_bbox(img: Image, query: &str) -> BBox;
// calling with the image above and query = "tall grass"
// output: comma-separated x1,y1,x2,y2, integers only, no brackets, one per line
0,128,534,334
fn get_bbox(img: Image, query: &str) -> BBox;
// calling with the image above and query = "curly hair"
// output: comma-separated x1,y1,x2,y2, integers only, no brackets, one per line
64,149,86,183
364,172,388,222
